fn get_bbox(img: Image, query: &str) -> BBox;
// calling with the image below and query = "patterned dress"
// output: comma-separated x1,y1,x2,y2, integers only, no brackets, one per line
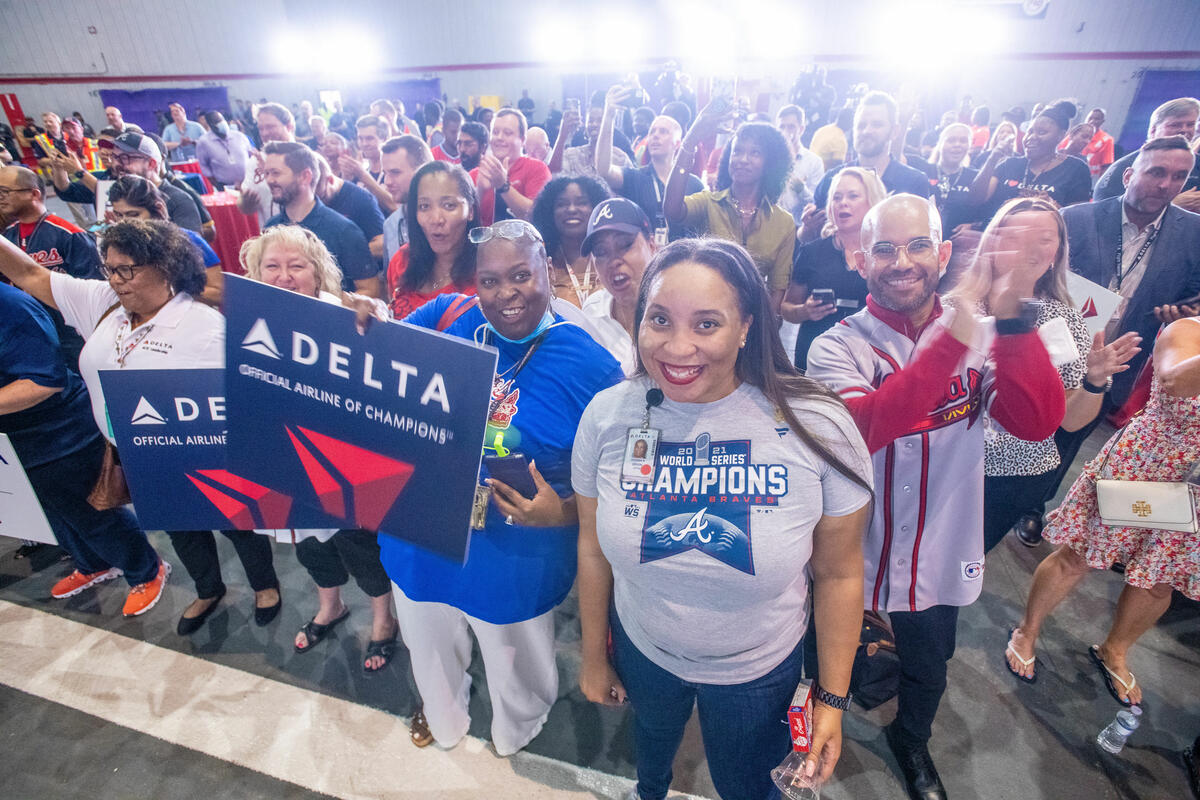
1044,372,1200,599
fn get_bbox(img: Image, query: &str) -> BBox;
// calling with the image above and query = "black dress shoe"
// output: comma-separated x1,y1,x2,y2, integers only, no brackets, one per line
1183,735,1200,800
177,587,226,635
254,587,282,626
885,723,948,800
1015,513,1044,547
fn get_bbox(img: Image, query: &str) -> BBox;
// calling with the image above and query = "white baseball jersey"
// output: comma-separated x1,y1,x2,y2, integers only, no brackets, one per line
807,304,996,613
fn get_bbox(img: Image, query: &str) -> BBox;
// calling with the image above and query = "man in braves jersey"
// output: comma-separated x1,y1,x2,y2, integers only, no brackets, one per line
0,165,101,370
807,194,1064,800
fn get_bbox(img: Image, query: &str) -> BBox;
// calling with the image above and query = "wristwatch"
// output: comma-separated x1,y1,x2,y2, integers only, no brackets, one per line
496,181,511,195
814,683,852,711
1083,376,1112,394
73,169,85,180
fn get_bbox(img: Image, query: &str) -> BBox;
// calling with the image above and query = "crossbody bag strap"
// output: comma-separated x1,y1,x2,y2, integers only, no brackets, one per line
436,294,478,332
97,301,121,326
1096,423,1131,480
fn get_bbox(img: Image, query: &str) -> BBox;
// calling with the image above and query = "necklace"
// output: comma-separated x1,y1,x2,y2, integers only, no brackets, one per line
731,195,759,218
936,167,963,202
555,246,594,305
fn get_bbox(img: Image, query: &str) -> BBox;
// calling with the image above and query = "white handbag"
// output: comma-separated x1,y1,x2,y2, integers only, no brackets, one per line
1094,426,1198,533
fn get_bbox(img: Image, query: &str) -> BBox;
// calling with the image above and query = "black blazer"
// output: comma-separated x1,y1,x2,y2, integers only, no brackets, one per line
1063,195,1200,404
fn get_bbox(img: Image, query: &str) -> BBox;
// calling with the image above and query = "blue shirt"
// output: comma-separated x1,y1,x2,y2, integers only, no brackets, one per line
326,180,385,249
813,156,932,208
183,228,220,268
378,294,624,624
265,198,378,289
3,214,101,371
162,120,206,162
0,283,98,468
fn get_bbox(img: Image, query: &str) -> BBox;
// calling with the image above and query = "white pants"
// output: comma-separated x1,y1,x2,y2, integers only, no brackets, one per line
391,583,558,756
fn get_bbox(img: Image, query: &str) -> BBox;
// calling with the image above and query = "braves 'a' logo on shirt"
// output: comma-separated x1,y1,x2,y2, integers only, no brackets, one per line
623,437,788,575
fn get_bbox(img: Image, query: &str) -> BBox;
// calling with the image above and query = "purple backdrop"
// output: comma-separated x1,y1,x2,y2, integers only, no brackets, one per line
99,87,230,134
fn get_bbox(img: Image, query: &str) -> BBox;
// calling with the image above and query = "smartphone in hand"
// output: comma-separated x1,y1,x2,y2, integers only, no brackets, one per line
810,289,836,307
484,454,538,499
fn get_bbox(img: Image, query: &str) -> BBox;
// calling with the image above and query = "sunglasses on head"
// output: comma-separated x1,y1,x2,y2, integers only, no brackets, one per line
468,219,544,245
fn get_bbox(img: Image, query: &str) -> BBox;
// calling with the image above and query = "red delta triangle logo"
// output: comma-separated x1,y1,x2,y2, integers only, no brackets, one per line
189,427,414,530
1080,297,1099,318
285,425,414,530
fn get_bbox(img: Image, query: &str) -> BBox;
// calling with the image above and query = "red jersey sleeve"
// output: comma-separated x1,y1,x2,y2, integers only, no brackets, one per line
987,330,1066,441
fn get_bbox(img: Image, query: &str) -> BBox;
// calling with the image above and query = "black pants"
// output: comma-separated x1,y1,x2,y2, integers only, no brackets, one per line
889,604,960,746
983,471,1057,553
294,529,390,598
25,437,159,586
166,529,277,599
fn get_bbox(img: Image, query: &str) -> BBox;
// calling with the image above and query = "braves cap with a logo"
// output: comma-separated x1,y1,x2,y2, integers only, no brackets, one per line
581,197,652,256
106,131,162,164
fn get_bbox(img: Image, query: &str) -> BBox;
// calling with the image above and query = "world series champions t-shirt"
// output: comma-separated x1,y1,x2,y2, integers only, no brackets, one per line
572,377,872,684
377,294,623,625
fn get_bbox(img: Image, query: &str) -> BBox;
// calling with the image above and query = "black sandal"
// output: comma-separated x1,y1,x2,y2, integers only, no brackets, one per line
293,608,350,653
363,636,398,674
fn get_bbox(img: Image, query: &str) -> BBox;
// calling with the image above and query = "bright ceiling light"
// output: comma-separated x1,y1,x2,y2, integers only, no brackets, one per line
533,16,577,64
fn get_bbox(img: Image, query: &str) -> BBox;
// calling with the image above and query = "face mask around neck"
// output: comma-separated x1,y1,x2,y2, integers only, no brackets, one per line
486,307,554,345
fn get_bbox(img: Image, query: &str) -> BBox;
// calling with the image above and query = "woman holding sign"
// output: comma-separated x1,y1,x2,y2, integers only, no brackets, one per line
572,239,872,800
0,220,279,625
946,197,1142,553
379,219,623,755
241,225,401,675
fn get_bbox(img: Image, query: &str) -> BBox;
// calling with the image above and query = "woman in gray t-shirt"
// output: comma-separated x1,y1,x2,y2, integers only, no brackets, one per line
573,238,872,800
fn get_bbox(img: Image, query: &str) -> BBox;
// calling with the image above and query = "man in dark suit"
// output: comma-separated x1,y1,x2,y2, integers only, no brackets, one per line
1020,136,1200,542
1094,97,1199,211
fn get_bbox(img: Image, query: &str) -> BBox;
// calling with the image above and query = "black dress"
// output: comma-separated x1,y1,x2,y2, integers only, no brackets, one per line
790,236,868,370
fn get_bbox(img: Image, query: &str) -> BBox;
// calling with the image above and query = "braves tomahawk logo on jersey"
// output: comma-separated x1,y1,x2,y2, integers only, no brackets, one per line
621,436,789,575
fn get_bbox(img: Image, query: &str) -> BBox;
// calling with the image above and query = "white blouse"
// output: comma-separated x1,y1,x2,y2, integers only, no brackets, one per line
50,272,225,441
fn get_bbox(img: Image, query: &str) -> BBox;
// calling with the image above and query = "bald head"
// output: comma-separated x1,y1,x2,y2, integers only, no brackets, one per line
0,165,46,219
855,193,950,318
524,126,551,162
2,165,43,192
861,193,942,250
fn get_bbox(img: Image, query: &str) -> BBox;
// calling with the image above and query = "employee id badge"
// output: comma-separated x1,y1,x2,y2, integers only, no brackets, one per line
470,484,491,530
653,226,670,247
622,428,660,484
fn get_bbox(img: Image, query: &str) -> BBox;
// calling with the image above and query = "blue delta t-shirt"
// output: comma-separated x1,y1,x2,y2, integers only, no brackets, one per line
377,294,624,624
0,283,98,468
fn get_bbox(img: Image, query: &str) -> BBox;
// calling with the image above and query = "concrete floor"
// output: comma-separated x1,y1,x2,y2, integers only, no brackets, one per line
1,426,1197,799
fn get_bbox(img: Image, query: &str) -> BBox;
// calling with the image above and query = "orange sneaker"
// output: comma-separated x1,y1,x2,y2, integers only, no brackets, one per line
122,560,171,617
51,567,123,599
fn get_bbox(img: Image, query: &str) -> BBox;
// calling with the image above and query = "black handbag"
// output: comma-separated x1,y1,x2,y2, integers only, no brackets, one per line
849,610,900,710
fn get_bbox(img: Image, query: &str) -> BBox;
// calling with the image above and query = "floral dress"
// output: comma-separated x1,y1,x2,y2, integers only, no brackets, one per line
1044,372,1199,599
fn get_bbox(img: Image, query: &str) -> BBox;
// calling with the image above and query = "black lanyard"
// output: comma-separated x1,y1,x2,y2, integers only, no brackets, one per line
1114,221,1161,290
486,329,549,418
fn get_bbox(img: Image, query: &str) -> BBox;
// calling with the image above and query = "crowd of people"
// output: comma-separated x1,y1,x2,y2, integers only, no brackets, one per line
2,71,1199,800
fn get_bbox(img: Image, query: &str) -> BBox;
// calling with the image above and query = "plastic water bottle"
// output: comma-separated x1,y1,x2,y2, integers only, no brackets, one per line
1096,706,1142,754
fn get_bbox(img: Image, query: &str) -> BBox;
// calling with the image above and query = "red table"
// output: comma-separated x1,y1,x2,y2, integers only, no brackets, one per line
201,191,259,274
171,159,215,193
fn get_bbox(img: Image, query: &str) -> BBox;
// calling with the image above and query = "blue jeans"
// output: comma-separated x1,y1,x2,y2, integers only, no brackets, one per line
611,612,802,800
